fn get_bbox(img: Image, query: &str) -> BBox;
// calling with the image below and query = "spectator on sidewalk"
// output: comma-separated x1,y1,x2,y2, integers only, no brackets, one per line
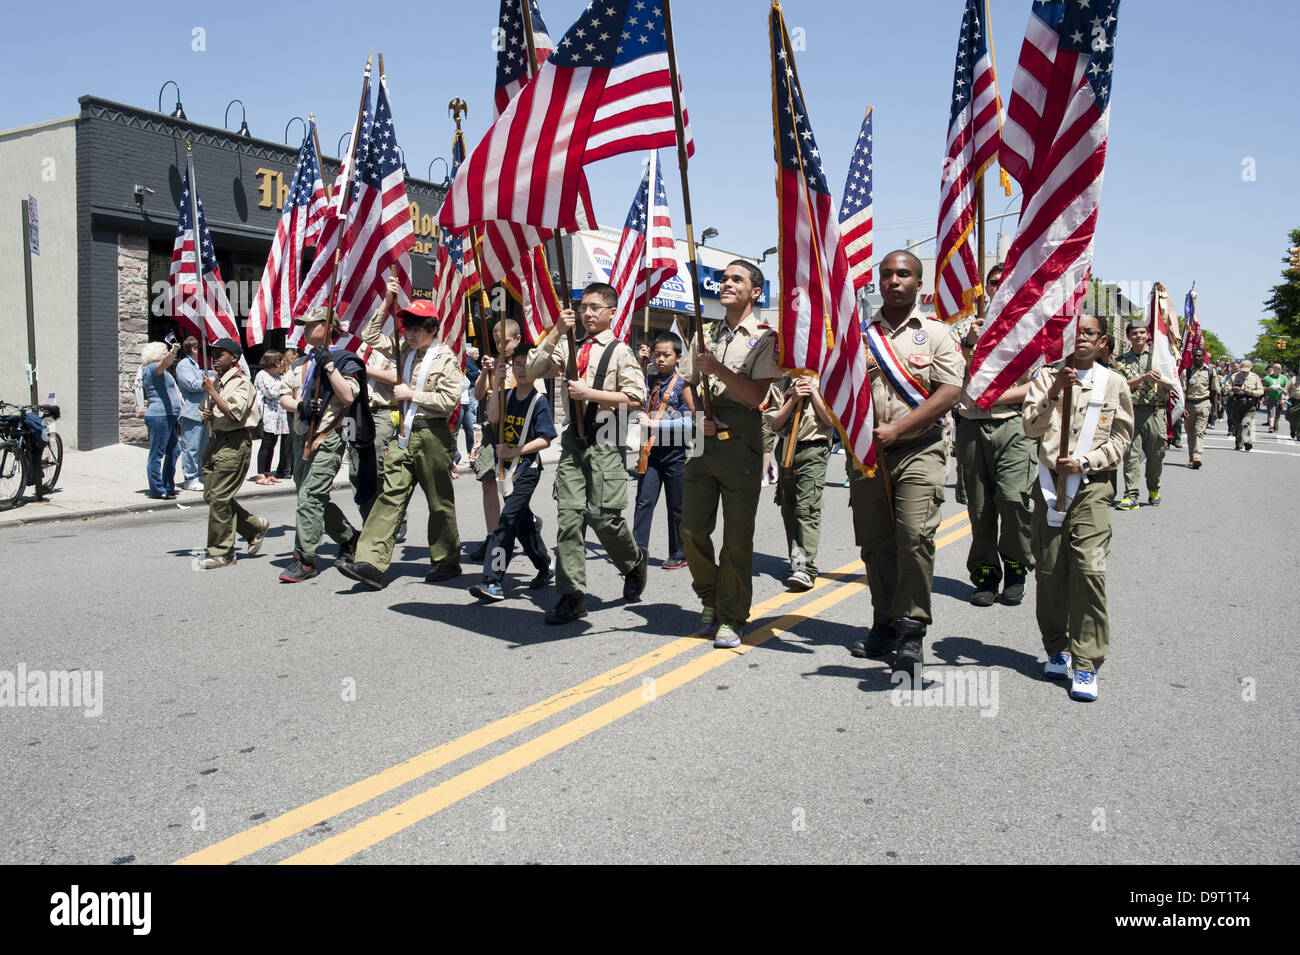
174,337,208,491
1262,363,1289,433
139,340,182,499
254,351,291,484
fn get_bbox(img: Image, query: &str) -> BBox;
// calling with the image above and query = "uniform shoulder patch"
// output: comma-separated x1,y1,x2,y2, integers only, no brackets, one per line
913,330,928,345
908,353,933,369
748,337,759,348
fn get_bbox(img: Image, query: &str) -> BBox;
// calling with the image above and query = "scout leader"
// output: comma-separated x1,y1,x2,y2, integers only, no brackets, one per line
198,337,268,569
680,260,782,649
763,371,835,592
337,299,464,589
525,282,648,625
848,250,963,679
1021,313,1134,702
276,308,370,583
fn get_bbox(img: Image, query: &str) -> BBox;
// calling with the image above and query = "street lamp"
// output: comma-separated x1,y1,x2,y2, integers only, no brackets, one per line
337,132,351,158
158,81,185,120
759,246,777,262
428,157,449,186
283,116,306,145
700,227,719,244
224,99,251,138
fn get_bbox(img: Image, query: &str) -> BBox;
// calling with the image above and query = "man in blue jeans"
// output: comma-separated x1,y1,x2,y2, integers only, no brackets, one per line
174,336,208,492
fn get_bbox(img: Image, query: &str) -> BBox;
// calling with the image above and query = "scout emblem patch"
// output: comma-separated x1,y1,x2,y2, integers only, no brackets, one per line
913,330,928,345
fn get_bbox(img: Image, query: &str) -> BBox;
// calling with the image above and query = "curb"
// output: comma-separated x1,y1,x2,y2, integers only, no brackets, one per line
0,477,345,529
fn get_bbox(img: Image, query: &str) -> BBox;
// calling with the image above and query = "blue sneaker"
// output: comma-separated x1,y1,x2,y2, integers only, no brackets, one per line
1044,652,1072,681
470,582,505,602
713,622,743,649
1069,668,1098,701
690,606,720,639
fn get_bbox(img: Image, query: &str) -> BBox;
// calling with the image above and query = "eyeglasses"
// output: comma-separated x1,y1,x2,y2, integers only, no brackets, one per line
1076,329,1104,341
580,304,612,315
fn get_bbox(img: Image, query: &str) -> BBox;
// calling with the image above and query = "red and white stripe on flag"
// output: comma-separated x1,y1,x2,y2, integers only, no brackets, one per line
770,4,874,471
966,0,1120,410
440,0,691,235
247,125,329,344
502,244,563,345
934,0,1002,324
610,151,677,342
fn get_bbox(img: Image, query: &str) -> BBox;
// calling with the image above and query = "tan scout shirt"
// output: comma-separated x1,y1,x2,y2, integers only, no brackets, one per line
283,356,359,436
1182,365,1216,403
527,327,646,424
763,377,833,443
1228,370,1263,399
403,344,463,420
1022,364,1134,473
210,368,260,432
360,305,399,409
682,313,781,406
864,306,964,438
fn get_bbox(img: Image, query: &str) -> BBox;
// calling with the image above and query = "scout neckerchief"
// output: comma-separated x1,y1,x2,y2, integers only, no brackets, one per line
498,389,542,500
1038,365,1111,527
865,320,930,410
638,371,679,474
398,345,440,450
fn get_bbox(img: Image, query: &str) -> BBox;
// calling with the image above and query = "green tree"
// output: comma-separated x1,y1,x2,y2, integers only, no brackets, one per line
1248,316,1300,370
1257,228,1300,367
1198,328,1231,362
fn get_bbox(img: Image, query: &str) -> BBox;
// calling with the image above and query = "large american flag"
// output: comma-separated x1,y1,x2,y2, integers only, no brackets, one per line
495,0,554,118
609,151,677,342
171,152,240,348
967,0,1120,409
502,244,563,345
935,0,1002,325
770,5,873,470
837,107,874,294
440,0,692,234
435,127,482,360
247,123,328,344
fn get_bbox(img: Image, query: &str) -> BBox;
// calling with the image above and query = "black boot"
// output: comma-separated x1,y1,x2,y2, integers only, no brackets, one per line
851,617,897,658
894,617,926,678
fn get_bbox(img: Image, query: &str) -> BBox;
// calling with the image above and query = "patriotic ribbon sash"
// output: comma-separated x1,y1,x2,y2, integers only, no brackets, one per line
1037,366,1111,527
865,322,931,410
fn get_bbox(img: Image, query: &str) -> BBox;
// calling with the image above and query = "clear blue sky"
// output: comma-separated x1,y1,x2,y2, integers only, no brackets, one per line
2,0,1295,356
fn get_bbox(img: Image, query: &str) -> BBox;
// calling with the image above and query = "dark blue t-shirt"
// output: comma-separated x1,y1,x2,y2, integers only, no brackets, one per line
501,388,557,470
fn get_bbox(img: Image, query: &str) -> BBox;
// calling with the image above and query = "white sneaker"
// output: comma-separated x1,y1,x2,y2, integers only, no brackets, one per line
182,480,205,492
786,570,814,591
1069,668,1099,701
1044,652,1072,681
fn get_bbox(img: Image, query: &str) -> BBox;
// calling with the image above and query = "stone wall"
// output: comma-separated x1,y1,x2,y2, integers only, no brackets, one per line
117,234,149,443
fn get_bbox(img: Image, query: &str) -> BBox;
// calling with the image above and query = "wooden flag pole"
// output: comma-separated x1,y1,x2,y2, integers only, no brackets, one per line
520,2,585,438
309,114,329,203
975,171,986,321
662,0,717,428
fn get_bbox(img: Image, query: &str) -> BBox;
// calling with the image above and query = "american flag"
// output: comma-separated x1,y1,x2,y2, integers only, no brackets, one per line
294,69,372,324
967,0,1120,410
171,152,240,348
609,151,677,342
435,127,482,360
935,0,1002,325
495,0,554,118
502,244,562,345
837,107,874,294
441,0,692,234
247,123,328,345
770,4,873,470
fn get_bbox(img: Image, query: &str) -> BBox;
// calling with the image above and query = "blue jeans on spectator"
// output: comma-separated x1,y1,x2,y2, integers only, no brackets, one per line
146,414,179,497
178,416,208,484
455,398,478,464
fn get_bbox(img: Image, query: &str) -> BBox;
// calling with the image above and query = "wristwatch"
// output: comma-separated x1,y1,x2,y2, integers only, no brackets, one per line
1080,457,1092,474
325,361,336,374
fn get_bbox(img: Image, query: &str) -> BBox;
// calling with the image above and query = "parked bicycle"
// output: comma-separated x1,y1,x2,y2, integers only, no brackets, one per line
0,399,63,510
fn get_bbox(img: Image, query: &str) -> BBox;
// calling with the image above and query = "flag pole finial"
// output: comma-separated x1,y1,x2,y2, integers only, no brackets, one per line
378,52,385,80
365,50,373,73
449,98,468,127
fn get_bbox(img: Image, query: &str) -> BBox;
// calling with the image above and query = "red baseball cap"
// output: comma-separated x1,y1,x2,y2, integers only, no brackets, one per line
396,299,439,324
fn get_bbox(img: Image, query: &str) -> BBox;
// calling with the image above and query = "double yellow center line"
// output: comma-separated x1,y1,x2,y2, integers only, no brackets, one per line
177,511,972,865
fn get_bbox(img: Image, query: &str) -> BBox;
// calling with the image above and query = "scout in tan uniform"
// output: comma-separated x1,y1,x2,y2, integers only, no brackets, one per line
199,337,268,569
1180,346,1217,468
764,372,834,591
526,282,648,624
1114,324,1170,509
1227,359,1264,451
277,307,366,583
355,277,404,519
337,299,464,588
848,251,963,677
681,260,782,648
1022,314,1134,702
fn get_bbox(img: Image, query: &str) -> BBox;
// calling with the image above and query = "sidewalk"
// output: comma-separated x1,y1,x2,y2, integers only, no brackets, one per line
1,438,564,529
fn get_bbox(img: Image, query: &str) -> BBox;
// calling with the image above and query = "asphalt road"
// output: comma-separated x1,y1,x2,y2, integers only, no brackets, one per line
2,411,1296,865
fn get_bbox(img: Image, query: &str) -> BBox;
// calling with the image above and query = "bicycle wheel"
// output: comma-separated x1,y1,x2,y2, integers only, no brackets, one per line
0,440,27,510
39,432,63,493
